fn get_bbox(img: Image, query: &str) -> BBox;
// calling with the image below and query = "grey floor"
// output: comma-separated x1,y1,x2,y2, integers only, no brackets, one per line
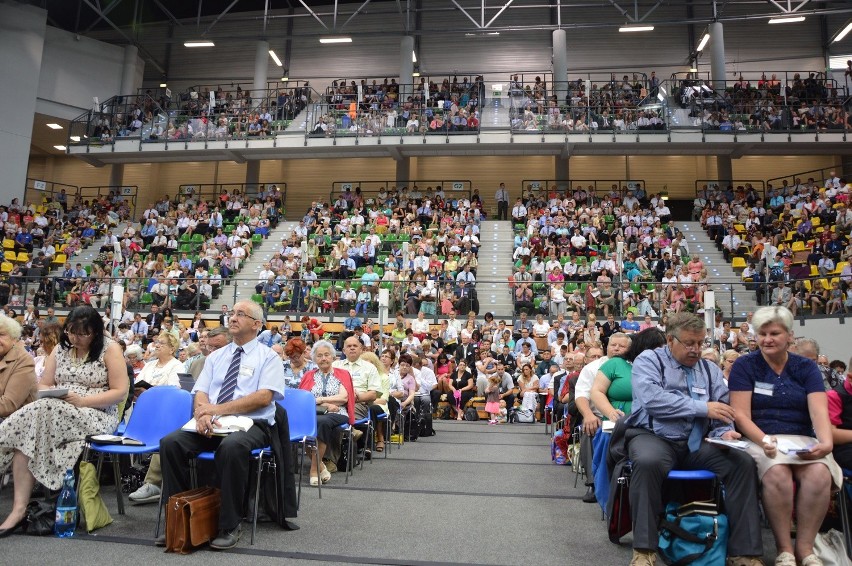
0,421,781,565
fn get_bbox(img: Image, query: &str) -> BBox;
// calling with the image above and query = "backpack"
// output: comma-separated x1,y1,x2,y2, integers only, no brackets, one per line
464,407,479,421
516,408,535,423
551,429,570,465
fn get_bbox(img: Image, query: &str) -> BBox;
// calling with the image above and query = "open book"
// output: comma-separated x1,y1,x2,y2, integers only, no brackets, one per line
86,434,145,446
182,415,254,435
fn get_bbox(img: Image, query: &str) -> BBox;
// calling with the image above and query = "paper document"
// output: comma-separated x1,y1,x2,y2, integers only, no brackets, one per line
182,415,254,435
704,438,749,450
38,388,69,399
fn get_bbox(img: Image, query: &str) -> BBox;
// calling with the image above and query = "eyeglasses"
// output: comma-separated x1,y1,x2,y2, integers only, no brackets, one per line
673,335,703,352
67,331,92,338
227,310,259,321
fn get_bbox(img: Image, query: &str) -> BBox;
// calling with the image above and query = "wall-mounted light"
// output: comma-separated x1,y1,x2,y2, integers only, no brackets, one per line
46,123,63,130
184,40,215,47
54,145,67,151
696,33,710,51
833,22,852,43
269,50,282,66
768,16,805,24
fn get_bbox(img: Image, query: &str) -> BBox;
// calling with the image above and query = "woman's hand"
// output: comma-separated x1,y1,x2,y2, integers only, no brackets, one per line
762,435,778,459
800,440,833,460
608,409,624,422
62,392,86,408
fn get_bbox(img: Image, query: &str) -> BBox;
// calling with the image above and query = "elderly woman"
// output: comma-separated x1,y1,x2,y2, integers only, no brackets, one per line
281,338,315,389
389,353,418,435
299,340,355,486
124,344,146,378
0,315,37,420
0,306,127,534
729,306,840,566
134,331,182,394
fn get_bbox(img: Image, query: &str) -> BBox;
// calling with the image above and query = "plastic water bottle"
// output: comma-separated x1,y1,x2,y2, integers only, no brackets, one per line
54,469,77,538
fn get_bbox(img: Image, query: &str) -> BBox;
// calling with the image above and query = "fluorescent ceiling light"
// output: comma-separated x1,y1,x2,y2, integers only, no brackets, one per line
184,40,215,47
834,22,852,43
319,36,352,44
46,123,62,130
619,25,654,32
69,136,80,142
412,51,417,63
487,32,500,35
159,83,167,88
54,145,66,151
768,16,805,24
268,50,282,66
280,76,289,82
696,33,710,51
412,72,421,77
689,67,698,73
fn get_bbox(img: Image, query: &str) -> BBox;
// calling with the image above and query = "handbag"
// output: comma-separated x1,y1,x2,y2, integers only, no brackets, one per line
165,487,221,554
25,500,55,536
463,407,479,421
658,501,728,566
814,529,852,566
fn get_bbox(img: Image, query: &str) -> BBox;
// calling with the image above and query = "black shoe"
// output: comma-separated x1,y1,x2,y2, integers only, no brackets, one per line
582,486,596,503
154,535,166,547
0,517,27,538
210,524,242,550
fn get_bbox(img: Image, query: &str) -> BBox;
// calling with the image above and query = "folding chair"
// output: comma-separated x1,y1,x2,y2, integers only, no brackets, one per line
278,390,321,505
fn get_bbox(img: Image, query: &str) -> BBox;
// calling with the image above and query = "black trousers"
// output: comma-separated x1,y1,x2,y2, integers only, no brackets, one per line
160,421,272,531
627,429,762,556
497,201,508,220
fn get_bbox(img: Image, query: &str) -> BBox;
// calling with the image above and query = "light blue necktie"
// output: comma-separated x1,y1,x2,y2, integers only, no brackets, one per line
683,365,703,452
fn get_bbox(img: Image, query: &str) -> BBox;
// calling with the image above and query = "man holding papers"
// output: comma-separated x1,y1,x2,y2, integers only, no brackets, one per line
158,300,284,550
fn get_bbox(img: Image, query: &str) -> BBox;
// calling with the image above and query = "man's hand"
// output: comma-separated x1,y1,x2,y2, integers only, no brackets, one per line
720,430,741,441
196,414,215,438
582,415,601,436
706,402,736,424
195,402,216,419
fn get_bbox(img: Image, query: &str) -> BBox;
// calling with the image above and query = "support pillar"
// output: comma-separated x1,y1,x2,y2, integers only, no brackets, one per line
396,158,411,186
121,45,140,95
555,156,569,190
109,164,124,188
253,40,269,108
717,155,732,187
399,36,414,106
841,155,852,177
246,161,260,199
709,22,726,94
552,29,568,106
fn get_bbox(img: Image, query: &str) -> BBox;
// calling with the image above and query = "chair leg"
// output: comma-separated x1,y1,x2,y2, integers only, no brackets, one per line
112,455,125,515
365,422,373,467
344,428,351,485
840,480,852,559
250,451,265,546
384,417,390,459
154,488,165,538
295,441,304,509
313,444,321,499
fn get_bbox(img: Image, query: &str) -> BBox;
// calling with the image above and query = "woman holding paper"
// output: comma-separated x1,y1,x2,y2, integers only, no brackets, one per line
299,340,355,486
0,305,127,536
0,315,37,419
729,306,840,566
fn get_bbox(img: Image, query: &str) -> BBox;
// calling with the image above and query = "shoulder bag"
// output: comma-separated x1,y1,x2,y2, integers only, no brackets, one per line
165,487,221,554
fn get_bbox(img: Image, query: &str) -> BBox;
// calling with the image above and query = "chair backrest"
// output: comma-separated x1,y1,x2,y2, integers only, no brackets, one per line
124,386,192,446
277,389,317,441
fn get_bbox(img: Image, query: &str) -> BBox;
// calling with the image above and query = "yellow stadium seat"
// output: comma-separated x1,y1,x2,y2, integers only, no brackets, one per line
731,257,746,270
834,261,849,275
811,217,821,227
810,265,819,277
2,239,13,250
16,252,28,263
791,241,805,252
52,253,66,265
734,224,745,234
0,262,11,273
804,280,812,291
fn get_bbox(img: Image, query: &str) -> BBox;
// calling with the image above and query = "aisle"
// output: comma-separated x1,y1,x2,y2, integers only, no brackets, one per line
0,420,633,565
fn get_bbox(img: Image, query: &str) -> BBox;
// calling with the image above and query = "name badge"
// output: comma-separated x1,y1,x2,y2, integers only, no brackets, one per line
239,365,254,377
691,386,706,396
754,381,774,396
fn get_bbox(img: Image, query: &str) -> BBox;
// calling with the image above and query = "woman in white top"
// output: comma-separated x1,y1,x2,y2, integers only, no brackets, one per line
133,331,182,396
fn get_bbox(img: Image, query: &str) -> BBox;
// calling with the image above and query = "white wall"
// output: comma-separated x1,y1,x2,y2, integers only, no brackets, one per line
0,2,46,206
36,26,143,120
791,317,852,364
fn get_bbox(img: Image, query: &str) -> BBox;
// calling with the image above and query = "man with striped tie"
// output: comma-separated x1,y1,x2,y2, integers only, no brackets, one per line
158,300,285,550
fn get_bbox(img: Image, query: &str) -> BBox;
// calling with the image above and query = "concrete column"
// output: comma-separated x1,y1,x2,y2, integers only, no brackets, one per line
555,156,569,187
717,155,733,187
709,22,726,94
254,40,269,108
395,158,411,186
246,161,260,199
841,155,852,177
552,29,568,106
0,3,46,207
399,36,414,105
109,164,124,188
121,45,140,95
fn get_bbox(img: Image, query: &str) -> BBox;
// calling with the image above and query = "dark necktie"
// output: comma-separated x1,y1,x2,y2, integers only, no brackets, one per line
217,346,244,404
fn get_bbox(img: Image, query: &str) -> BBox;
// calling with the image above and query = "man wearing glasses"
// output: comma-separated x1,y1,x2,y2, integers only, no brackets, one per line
621,313,763,566
158,300,286,550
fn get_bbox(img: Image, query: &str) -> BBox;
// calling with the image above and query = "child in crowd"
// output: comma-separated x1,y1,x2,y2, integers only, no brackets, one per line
484,375,502,425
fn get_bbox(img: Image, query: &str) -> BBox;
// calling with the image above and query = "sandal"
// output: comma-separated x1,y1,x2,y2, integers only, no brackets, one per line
375,441,385,452
774,552,796,566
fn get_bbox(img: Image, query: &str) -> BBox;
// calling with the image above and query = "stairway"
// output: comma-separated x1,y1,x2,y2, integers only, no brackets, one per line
208,221,298,311
679,221,759,319
481,97,512,130
477,220,515,318
46,222,131,277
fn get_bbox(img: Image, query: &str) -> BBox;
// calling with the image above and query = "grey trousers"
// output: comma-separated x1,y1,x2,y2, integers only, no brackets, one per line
580,432,594,487
627,429,762,557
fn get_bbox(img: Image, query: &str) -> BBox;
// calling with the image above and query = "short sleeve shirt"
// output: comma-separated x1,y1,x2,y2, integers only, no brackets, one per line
728,351,824,436
598,356,634,417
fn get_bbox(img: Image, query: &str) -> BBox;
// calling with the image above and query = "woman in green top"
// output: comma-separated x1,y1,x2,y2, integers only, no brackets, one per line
590,328,667,422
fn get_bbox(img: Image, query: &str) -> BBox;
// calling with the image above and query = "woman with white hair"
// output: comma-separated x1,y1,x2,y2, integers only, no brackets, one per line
0,315,37,420
134,332,181,393
124,344,146,378
729,306,840,566
298,340,355,485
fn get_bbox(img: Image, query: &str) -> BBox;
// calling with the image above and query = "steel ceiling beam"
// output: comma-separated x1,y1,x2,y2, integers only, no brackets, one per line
341,0,372,29
82,0,123,34
485,1,515,28
451,0,482,29
768,0,812,14
298,0,330,30
202,0,241,36
152,0,183,27
81,0,165,74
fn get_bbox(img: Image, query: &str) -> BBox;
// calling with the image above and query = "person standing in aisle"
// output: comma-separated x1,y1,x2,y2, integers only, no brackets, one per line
495,183,509,221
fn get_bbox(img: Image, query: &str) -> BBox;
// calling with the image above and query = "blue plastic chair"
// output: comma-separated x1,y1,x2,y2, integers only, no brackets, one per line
376,411,390,458
339,415,373,484
86,386,192,515
838,468,852,559
279,389,321,505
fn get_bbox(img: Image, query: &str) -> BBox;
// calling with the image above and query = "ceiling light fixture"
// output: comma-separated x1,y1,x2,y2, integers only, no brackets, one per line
696,33,710,51
46,123,62,130
768,16,805,24
689,67,698,73
280,76,289,82
412,51,417,63
619,25,654,32
269,50,282,66
319,36,352,44
834,22,852,43
184,40,215,47
159,83,167,88
412,72,421,77
54,145,67,151
69,136,80,142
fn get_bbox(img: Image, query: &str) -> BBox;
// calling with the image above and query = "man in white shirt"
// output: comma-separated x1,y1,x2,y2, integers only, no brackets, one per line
256,263,275,293
825,171,841,189
495,183,510,221
413,355,437,436
721,229,742,262
512,198,528,224
334,336,381,422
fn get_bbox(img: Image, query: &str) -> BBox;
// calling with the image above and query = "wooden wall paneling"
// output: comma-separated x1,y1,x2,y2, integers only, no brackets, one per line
731,155,838,181
628,156,703,198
